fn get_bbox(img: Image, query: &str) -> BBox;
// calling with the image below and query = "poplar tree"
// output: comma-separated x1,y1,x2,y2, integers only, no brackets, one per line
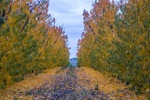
109,0,150,94
77,0,150,95
0,0,69,89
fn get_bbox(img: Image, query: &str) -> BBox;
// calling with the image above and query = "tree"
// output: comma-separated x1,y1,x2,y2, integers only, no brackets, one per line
78,0,150,95
0,0,69,89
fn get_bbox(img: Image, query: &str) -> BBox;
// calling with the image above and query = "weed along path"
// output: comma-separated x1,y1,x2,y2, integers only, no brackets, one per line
0,67,147,100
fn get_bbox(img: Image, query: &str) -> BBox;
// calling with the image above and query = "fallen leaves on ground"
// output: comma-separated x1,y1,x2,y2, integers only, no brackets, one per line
0,67,148,100
0,67,63,100
76,67,147,100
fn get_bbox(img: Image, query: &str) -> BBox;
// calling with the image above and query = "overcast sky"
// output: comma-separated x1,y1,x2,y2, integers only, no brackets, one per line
48,0,94,58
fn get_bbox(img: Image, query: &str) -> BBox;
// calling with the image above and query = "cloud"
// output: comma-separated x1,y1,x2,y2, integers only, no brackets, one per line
48,0,93,58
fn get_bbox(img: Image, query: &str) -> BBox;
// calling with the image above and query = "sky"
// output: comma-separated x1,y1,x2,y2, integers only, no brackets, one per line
48,0,94,58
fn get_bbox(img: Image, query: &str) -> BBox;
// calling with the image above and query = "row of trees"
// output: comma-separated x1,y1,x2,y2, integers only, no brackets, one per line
0,0,69,89
77,0,149,95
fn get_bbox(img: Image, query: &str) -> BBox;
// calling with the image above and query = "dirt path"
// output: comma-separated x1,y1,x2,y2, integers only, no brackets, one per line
0,67,147,100
25,68,78,99
25,68,108,100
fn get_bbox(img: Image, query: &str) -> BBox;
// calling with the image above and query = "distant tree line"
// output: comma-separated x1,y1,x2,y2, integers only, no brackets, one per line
0,0,69,89
77,0,149,95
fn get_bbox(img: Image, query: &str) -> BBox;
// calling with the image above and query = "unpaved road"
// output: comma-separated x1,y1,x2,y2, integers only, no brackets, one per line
0,67,147,100
26,68,108,100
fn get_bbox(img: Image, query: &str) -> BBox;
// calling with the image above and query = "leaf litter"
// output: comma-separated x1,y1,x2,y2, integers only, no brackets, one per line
0,67,148,100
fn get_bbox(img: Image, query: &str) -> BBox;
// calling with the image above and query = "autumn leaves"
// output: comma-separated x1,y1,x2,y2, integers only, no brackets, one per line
0,0,69,89
0,0,149,97
77,0,149,95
